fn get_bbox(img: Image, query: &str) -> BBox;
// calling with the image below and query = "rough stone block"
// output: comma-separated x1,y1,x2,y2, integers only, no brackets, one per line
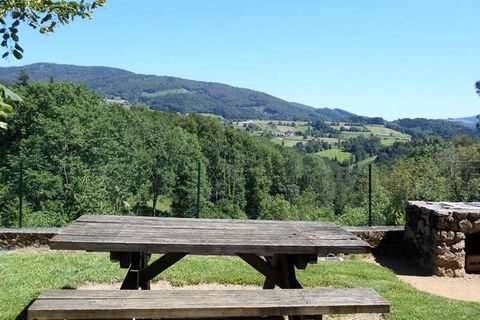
453,211,468,220
473,219,480,232
434,267,454,277
454,269,466,277
432,229,442,241
455,232,466,241
432,242,447,255
434,251,465,269
459,219,473,233
438,215,455,230
450,240,465,253
440,231,455,242
468,212,480,219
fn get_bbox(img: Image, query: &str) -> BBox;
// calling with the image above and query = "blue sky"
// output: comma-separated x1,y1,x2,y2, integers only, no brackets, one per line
2,0,480,120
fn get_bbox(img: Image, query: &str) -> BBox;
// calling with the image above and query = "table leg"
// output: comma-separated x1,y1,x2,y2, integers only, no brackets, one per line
263,256,278,289
120,252,149,290
116,252,186,290
139,253,151,290
278,255,323,320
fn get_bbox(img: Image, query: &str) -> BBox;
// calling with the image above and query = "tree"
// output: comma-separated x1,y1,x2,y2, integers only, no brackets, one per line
0,1,105,130
0,84,22,129
476,81,480,129
17,69,29,86
0,0,105,59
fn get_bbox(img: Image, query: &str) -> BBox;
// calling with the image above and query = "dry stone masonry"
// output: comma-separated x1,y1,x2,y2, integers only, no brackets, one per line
0,228,61,249
405,201,480,277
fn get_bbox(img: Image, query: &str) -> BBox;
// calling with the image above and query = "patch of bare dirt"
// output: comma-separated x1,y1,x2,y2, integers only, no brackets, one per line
366,253,480,303
77,281,260,291
8,246,51,253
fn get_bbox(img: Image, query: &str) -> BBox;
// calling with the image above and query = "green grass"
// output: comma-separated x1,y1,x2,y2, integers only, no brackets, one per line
271,137,310,147
198,113,225,119
317,149,352,163
339,131,372,139
350,156,377,169
1,252,480,319
238,120,410,152
146,196,172,213
140,88,191,98
364,125,410,139
380,138,398,147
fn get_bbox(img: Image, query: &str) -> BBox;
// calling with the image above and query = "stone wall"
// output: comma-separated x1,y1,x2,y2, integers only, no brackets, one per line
346,226,405,253
0,228,61,249
405,201,480,277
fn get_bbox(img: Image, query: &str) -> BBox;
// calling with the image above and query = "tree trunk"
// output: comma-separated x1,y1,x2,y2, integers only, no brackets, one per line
153,193,158,216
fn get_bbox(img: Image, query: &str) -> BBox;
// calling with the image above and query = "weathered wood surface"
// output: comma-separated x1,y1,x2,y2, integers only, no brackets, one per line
28,288,390,319
50,215,370,256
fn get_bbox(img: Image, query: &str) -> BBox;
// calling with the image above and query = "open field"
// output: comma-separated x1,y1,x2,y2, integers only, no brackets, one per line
234,120,410,146
317,149,353,163
1,251,480,320
351,156,378,168
231,119,412,165
365,125,410,139
140,88,192,98
272,136,315,147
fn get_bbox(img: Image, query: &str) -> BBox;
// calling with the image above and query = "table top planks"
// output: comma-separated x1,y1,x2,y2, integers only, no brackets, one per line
50,215,370,256
28,288,390,319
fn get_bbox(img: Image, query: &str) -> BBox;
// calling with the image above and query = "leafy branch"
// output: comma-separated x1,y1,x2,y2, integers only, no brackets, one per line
0,84,22,129
0,0,106,59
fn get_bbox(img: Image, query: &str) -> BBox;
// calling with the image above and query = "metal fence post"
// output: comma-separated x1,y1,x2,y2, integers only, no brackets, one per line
19,161,23,228
368,163,372,227
196,160,201,218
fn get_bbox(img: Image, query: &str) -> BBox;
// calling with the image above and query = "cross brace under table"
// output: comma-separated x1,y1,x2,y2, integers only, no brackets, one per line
109,251,322,320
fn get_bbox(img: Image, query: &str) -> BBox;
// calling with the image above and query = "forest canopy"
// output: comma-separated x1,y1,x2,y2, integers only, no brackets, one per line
1,82,479,227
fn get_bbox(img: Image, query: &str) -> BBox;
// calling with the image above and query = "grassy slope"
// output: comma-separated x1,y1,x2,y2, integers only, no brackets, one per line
316,149,352,163
236,120,410,151
350,156,378,169
1,252,479,320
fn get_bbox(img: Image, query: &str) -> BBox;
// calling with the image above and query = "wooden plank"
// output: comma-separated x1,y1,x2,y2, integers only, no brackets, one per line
78,215,338,227
237,253,283,287
51,238,368,256
140,252,188,283
28,288,390,319
50,216,370,256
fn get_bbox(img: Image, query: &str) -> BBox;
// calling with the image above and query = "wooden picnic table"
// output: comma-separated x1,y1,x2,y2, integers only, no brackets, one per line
50,215,371,290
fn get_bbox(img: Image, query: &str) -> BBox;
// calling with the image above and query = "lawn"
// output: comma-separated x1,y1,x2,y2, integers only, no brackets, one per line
271,137,311,147
350,155,378,168
140,88,192,98
364,125,410,140
2,252,479,320
317,149,352,163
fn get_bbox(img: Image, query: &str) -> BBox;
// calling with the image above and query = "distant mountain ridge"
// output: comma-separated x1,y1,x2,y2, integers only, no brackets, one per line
447,115,478,129
0,62,356,121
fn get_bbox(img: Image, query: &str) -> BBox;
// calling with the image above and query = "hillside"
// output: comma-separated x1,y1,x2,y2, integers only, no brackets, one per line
388,118,479,139
0,63,355,121
236,119,411,164
447,115,478,129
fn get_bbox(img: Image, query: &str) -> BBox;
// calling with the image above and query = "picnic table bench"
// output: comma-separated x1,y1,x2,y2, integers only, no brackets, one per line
28,288,390,320
28,215,390,320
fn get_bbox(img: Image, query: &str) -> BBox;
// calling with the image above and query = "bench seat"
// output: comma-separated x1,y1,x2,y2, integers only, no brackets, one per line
28,288,390,320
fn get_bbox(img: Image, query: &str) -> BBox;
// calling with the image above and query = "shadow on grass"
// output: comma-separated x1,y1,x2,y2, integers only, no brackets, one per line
372,252,432,276
15,298,35,320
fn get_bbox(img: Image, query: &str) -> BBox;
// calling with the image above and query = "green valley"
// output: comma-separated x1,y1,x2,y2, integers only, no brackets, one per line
233,119,411,165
